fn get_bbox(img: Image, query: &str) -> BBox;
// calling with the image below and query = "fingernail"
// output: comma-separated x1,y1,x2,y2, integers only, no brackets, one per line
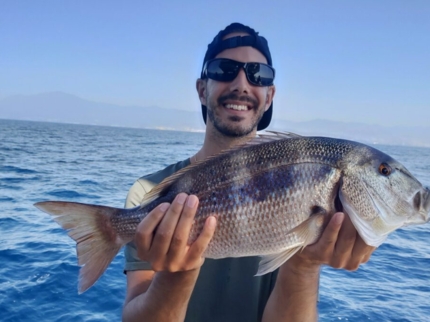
159,203,170,212
334,213,344,225
207,216,216,228
176,194,187,205
187,195,197,208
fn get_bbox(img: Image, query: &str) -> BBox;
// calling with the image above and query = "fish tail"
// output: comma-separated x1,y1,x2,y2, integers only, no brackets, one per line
34,201,125,293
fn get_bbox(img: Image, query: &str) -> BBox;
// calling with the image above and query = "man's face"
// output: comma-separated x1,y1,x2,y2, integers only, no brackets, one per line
197,33,275,138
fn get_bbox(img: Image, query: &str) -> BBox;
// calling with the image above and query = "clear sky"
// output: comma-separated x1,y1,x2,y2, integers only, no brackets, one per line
1,0,429,127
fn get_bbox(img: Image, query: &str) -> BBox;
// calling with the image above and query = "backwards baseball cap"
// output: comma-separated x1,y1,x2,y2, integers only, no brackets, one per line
200,22,274,131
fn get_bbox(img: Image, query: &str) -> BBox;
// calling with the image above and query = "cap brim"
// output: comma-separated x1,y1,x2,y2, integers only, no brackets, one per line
257,103,272,131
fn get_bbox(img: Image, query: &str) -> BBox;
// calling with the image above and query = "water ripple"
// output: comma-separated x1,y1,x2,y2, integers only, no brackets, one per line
45,189,100,200
0,165,38,174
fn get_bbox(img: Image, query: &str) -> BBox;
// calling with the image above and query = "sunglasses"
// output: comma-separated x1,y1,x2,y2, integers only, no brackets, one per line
202,58,275,86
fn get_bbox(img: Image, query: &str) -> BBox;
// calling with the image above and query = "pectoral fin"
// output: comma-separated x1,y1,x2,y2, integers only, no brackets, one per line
256,210,325,275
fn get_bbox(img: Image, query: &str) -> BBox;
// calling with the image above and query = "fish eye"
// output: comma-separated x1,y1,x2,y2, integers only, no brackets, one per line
378,163,392,176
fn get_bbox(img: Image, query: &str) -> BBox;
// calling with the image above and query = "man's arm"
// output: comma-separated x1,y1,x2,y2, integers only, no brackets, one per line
123,269,200,322
122,194,216,322
263,212,376,322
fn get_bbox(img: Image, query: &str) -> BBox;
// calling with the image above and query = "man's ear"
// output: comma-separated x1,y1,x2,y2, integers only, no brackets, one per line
265,85,276,111
196,79,207,105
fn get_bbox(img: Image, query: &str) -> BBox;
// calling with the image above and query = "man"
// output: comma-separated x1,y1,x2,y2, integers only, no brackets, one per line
122,23,375,322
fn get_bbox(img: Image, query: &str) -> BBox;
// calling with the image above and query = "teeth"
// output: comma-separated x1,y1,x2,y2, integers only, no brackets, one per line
225,104,248,111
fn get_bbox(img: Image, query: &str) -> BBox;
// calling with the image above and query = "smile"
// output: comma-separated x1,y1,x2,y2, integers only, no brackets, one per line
224,104,249,111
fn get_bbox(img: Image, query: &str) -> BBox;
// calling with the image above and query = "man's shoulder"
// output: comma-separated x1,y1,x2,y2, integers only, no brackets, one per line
125,158,190,208
139,158,191,185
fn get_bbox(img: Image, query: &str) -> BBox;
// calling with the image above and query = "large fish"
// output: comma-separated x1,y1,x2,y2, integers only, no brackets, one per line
35,132,430,293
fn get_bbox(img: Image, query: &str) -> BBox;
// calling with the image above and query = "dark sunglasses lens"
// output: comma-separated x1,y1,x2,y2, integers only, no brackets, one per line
246,63,274,86
205,59,274,86
206,60,239,81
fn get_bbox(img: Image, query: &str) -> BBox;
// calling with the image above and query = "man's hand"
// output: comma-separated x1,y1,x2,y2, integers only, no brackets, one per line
290,212,376,271
123,194,216,322
134,193,216,272
263,212,376,322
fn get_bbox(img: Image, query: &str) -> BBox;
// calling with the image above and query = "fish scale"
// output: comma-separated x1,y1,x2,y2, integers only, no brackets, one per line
184,161,341,258
34,133,430,293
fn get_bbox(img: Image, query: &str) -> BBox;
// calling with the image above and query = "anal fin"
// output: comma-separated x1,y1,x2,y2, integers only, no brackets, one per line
256,245,303,276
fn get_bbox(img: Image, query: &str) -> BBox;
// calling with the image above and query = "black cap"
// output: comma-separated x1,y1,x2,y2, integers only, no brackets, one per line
200,22,273,131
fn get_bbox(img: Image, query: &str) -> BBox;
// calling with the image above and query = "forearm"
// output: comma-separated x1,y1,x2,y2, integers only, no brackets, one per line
263,259,320,322
122,269,200,322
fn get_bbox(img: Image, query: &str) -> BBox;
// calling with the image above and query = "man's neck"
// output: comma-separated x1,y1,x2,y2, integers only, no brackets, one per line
194,126,257,163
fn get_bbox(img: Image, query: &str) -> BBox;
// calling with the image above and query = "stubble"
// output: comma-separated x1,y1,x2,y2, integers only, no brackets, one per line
207,93,265,137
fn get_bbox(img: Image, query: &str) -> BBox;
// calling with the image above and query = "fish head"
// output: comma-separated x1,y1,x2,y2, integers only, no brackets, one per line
339,145,430,247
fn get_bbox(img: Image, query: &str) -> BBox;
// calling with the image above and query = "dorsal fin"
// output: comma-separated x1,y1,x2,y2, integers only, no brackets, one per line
259,130,302,139
140,163,197,207
140,151,227,207
140,131,302,207
245,131,302,145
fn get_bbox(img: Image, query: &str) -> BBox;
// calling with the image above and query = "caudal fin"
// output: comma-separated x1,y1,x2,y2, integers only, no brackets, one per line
34,201,125,293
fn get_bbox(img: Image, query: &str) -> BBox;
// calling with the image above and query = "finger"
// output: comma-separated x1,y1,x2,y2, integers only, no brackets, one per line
347,235,376,270
151,193,188,257
361,247,375,264
186,216,216,265
168,195,199,262
135,202,170,259
314,212,344,262
331,214,357,267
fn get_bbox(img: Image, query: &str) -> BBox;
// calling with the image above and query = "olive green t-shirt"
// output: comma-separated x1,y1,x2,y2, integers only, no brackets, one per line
124,159,278,322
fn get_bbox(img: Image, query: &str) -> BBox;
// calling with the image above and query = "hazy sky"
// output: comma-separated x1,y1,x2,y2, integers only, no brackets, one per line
1,1,429,127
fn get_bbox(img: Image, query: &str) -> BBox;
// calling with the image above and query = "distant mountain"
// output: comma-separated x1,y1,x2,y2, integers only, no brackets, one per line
0,92,204,132
1,92,429,147
271,119,430,147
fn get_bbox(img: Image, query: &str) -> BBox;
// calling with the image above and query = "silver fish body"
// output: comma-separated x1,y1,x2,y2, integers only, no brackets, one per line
35,133,430,292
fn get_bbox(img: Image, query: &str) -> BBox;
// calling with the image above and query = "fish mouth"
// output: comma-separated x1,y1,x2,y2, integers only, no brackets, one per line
423,187,430,221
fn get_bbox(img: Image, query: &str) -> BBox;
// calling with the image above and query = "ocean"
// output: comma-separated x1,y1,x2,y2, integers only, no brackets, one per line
1,119,429,321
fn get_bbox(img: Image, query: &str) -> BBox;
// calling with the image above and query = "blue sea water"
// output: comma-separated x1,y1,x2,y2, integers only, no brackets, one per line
1,119,429,321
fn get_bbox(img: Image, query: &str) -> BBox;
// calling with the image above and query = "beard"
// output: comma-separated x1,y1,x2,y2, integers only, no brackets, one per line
206,92,265,137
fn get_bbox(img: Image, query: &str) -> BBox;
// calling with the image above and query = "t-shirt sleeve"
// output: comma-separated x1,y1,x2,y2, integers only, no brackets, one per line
124,241,153,271
124,180,146,208
123,180,154,271
123,159,190,272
